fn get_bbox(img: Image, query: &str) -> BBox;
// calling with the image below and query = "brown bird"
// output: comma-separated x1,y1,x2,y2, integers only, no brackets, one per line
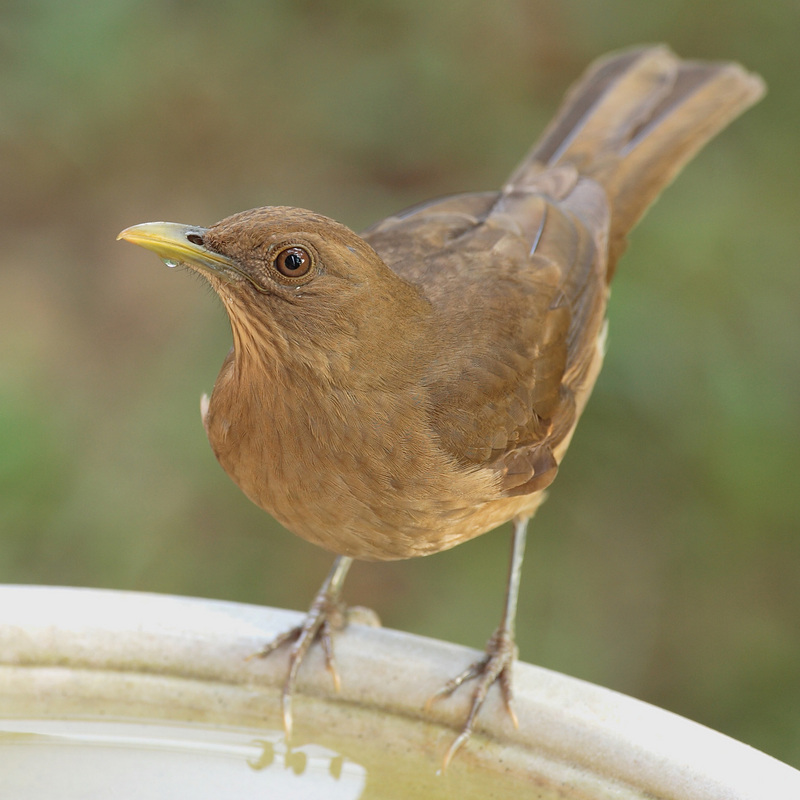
119,46,763,766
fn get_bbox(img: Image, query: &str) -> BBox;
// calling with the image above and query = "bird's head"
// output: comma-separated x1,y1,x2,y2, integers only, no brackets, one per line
118,206,431,381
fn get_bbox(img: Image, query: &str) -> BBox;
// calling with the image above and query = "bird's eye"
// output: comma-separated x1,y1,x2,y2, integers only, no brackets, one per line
274,246,312,278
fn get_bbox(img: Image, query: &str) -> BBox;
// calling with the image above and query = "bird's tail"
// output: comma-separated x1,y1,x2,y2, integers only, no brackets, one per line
506,46,765,273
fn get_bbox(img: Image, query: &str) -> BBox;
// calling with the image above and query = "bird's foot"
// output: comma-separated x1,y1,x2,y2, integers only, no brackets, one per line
427,626,518,770
251,586,379,741
251,585,346,740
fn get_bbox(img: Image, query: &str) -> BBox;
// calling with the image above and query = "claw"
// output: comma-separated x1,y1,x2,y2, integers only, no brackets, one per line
429,626,519,769
248,556,355,740
442,727,471,772
320,628,342,692
282,683,294,740
254,599,343,739
429,515,528,769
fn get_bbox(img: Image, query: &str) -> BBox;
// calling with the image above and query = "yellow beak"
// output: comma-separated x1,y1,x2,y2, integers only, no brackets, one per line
117,221,245,285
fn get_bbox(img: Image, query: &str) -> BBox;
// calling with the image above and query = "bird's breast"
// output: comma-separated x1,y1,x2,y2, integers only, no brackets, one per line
201,363,517,560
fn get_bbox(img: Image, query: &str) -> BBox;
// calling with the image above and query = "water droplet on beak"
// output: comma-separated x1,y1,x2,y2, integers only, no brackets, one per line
163,258,179,269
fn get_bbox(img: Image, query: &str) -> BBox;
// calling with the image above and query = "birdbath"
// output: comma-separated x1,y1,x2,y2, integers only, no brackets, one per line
0,584,797,799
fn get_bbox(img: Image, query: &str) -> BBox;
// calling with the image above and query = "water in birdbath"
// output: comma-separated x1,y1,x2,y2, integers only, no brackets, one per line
0,717,569,800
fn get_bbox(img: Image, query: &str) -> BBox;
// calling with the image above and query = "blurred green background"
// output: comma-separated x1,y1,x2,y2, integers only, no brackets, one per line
1,0,798,769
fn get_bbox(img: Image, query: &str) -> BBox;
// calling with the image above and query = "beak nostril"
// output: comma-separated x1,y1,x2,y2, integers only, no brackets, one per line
187,233,204,246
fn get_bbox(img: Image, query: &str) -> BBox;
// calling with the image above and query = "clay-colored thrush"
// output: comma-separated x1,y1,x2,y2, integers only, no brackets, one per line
119,46,764,765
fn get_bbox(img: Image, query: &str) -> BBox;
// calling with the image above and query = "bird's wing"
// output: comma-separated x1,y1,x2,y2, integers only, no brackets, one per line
362,47,763,498
362,170,610,496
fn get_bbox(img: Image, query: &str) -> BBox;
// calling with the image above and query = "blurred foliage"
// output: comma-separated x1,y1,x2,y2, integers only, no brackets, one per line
1,0,798,770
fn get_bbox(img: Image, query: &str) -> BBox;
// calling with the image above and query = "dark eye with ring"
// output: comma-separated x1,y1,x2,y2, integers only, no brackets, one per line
274,246,312,278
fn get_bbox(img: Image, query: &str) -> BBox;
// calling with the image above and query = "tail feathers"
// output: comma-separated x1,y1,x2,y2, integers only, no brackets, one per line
507,46,765,272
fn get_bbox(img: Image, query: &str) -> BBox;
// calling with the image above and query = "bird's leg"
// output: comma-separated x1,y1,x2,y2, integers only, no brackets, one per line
252,555,354,740
428,515,529,769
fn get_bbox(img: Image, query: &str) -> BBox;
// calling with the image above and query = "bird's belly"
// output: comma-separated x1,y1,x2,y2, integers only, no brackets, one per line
208,415,539,561
254,477,547,562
